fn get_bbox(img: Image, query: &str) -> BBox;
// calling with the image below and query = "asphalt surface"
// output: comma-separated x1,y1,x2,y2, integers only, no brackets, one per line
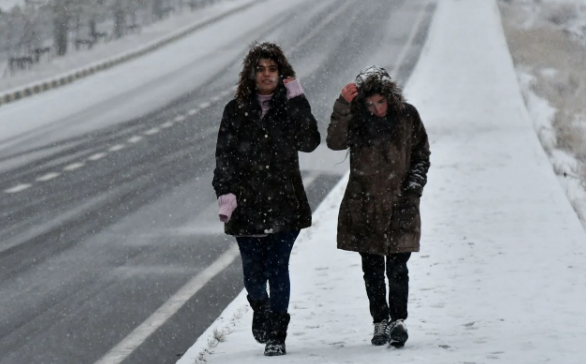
0,1,436,363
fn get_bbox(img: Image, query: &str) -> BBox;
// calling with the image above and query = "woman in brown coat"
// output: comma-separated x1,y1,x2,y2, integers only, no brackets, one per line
326,66,430,348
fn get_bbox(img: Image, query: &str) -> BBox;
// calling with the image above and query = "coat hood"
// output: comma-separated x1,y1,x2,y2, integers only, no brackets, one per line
351,65,406,115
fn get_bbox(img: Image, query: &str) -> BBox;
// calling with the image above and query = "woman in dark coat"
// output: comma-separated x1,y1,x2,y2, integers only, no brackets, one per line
212,42,320,356
326,66,430,348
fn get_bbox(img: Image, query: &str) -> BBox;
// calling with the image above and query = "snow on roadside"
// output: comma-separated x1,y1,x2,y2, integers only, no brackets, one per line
517,70,586,226
0,0,258,94
0,0,30,12
177,0,586,363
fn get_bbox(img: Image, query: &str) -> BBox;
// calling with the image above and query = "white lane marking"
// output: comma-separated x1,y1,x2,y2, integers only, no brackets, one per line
198,102,211,109
37,173,61,182
64,162,85,171
174,115,186,122
302,172,319,188
88,153,107,161
290,1,352,53
161,121,173,128
5,183,32,193
390,2,428,78
144,128,160,135
93,244,240,364
109,144,126,152
128,136,143,143
187,108,199,116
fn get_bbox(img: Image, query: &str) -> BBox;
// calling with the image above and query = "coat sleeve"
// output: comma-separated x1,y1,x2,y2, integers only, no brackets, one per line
326,96,352,151
403,104,431,197
212,102,239,198
288,95,321,152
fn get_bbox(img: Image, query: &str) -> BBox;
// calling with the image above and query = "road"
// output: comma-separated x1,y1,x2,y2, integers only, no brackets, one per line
0,0,435,363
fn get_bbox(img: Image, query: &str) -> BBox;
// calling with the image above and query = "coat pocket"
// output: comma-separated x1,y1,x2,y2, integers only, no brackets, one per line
392,196,421,232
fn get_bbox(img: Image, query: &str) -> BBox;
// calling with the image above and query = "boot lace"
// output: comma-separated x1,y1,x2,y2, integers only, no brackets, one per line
373,319,388,336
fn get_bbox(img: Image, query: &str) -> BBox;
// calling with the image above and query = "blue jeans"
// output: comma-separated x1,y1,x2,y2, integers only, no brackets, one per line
236,230,300,314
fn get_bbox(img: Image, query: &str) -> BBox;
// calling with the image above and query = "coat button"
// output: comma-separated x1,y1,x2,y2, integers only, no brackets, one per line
265,134,268,138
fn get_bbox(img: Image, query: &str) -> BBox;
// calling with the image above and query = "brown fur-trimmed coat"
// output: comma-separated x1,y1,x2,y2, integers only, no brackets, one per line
327,67,430,255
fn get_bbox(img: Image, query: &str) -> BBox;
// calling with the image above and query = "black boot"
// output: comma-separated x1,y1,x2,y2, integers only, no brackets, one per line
264,312,290,356
371,319,389,346
386,319,408,348
247,295,270,344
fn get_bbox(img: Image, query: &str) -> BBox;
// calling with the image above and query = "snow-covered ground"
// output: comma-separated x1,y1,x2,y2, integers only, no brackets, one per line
498,0,586,228
0,0,29,12
177,0,586,363
0,0,257,94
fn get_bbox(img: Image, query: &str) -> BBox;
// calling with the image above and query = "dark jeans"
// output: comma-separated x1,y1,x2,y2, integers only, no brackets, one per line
360,252,411,323
236,230,299,314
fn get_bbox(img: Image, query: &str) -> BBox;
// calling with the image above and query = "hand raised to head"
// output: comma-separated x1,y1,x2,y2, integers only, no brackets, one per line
341,83,358,103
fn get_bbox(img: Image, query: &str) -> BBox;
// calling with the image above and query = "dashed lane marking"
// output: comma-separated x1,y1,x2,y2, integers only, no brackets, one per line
109,144,126,152
37,173,61,182
7,86,241,195
64,162,85,171
5,183,32,193
88,153,107,161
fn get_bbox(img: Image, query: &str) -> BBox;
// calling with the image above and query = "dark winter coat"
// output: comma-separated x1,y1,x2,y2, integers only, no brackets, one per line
326,67,430,255
212,83,321,236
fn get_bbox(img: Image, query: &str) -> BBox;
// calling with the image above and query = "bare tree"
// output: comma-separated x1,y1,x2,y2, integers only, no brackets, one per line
52,0,71,55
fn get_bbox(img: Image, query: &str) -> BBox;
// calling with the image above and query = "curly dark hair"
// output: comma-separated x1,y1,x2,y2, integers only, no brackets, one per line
236,42,296,104
348,66,407,147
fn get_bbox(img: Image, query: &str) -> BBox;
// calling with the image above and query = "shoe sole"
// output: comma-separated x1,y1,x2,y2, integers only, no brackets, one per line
264,352,286,356
389,332,408,348
371,336,390,346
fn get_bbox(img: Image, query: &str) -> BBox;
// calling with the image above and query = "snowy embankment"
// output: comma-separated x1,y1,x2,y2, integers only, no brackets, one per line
518,72,586,228
178,0,586,363
0,0,259,101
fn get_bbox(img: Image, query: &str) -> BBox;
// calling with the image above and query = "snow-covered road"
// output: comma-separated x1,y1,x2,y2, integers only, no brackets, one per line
178,0,586,363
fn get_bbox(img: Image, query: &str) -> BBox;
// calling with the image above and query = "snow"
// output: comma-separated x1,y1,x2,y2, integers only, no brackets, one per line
0,0,259,94
0,0,311,171
177,0,586,363
517,70,586,229
0,0,28,12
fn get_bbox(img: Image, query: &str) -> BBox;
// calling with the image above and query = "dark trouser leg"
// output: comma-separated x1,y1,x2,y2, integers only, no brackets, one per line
264,230,299,314
360,252,389,323
236,236,269,302
386,252,411,322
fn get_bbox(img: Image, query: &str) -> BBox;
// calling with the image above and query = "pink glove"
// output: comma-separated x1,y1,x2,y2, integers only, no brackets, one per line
284,78,304,99
218,193,237,223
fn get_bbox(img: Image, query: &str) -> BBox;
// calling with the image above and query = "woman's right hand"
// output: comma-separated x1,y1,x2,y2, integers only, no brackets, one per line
341,83,358,103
